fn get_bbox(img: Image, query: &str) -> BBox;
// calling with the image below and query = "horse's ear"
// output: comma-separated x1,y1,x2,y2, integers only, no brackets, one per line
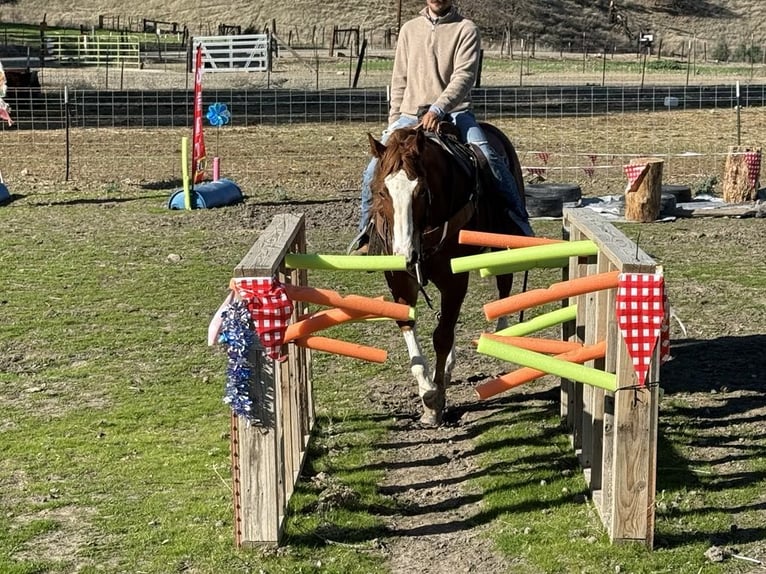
367,133,386,158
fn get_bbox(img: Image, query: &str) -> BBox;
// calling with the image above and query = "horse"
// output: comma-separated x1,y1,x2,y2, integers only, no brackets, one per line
366,122,528,425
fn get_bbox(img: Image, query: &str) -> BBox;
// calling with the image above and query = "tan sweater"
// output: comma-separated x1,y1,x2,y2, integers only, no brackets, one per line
389,7,480,124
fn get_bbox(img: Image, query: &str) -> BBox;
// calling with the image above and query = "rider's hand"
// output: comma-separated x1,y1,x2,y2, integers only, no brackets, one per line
421,111,441,133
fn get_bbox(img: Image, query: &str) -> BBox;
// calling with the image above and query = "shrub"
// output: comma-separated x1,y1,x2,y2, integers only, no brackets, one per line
711,39,730,62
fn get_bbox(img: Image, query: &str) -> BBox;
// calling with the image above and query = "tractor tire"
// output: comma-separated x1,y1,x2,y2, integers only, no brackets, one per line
661,184,692,203
525,183,582,217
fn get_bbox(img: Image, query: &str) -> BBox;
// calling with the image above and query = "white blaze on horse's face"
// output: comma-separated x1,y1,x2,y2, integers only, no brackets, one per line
385,169,419,263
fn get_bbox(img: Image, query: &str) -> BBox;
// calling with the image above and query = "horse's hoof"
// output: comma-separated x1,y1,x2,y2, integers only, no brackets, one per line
421,389,438,406
419,412,442,427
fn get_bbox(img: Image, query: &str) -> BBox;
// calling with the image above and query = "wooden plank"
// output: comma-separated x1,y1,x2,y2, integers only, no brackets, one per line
569,228,587,451
563,208,655,272
609,336,653,542
231,213,308,547
560,220,573,422
236,347,283,545
564,208,658,546
235,213,305,276
280,345,296,500
588,254,612,493
285,258,302,493
668,203,766,218
579,256,599,476
609,248,657,543
600,284,619,531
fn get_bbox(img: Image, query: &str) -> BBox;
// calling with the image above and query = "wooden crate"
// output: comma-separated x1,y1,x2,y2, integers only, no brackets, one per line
562,208,660,548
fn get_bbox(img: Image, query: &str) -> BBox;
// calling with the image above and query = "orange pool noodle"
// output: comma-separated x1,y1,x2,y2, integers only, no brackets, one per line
458,230,563,249
476,334,583,355
294,336,387,363
283,284,414,322
475,340,607,400
284,307,371,343
483,270,620,320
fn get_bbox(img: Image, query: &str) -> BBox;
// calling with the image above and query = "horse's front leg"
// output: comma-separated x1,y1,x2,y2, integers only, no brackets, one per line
386,272,438,417
428,271,470,425
400,324,437,402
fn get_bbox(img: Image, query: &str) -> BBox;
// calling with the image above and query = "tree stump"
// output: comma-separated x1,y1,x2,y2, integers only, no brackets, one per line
624,157,663,222
723,146,761,203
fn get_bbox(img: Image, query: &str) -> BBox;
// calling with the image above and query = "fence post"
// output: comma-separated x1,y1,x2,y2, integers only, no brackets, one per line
562,208,659,548
230,213,314,547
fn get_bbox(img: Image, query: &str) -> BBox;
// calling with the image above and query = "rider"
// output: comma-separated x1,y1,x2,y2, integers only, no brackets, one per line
351,0,533,254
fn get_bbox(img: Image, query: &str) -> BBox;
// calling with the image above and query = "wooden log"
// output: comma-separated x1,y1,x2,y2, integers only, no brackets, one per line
722,145,761,203
624,157,663,222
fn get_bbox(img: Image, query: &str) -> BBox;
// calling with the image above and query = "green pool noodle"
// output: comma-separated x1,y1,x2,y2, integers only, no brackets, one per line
477,335,617,392
284,253,408,271
495,305,578,337
478,256,570,277
450,239,598,274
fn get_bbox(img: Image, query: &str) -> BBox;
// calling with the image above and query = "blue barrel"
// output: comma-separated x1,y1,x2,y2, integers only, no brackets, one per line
0,182,9,204
167,178,243,209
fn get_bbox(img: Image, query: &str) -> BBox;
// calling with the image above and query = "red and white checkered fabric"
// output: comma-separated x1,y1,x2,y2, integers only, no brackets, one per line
616,272,665,387
536,151,550,165
527,167,547,177
623,163,647,191
232,277,294,361
744,150,761,189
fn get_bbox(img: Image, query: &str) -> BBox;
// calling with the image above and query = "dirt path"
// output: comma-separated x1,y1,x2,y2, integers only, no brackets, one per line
367,371,515,573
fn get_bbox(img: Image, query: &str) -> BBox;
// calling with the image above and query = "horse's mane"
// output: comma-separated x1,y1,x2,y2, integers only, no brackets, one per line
374,128,421,184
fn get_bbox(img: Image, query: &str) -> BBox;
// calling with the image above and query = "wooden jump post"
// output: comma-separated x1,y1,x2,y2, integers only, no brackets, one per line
230,212,314,546
562,207,659,548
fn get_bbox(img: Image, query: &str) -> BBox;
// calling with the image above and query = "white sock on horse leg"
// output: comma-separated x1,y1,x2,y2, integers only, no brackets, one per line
402,327,436,396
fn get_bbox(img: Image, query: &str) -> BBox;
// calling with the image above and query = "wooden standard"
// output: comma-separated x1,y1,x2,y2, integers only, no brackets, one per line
722,145,761,203
625,157,664,222
562,208,660,548
230,213,314,546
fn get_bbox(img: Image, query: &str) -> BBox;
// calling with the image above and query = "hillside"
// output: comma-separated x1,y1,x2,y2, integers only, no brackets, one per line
1,0,764,56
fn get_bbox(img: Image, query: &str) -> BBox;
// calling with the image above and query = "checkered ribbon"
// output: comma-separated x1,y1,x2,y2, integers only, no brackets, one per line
623,163,647,192
744,150,761,189
616,272,666,387
232,277,293,361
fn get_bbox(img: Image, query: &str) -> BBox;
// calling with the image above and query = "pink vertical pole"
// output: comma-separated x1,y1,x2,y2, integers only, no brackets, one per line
213,157,220,181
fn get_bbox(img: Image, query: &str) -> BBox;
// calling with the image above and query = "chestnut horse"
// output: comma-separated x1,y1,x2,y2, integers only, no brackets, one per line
366,123,528,425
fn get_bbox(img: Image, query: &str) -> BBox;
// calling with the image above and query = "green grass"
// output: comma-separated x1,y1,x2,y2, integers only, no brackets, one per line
1,151,763,572
0,193,392,573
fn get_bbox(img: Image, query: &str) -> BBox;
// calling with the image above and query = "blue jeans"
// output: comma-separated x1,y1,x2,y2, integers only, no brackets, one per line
359,111,532,236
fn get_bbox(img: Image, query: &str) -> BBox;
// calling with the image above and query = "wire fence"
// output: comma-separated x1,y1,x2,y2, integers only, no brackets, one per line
0,83,763,200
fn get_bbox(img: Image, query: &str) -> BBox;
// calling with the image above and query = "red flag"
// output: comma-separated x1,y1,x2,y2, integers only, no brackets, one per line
191,45,206,184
